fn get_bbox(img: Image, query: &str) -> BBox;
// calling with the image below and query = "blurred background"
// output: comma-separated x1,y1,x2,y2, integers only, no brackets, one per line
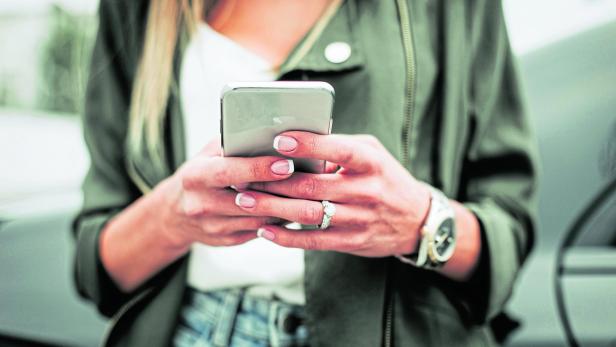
0,0,615,346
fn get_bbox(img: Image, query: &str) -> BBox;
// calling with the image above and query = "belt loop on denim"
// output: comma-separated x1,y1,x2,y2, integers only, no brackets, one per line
268,300,282,347
212,288,243,347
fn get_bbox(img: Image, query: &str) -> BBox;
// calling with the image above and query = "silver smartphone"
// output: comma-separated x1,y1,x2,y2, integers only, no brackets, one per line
221,81,335,173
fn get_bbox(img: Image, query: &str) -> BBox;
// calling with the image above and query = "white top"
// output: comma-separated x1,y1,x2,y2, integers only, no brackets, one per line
180,23,305,305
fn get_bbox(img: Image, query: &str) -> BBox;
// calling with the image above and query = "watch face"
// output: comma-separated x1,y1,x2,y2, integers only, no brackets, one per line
433,218,456,261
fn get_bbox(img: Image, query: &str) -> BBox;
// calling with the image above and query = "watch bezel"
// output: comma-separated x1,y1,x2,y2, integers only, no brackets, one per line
425,215,456,263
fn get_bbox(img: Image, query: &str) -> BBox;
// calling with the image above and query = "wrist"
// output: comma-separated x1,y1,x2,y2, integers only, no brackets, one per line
400,182,431,255
396,184,457,269
414,182,432,247
149,176,193,254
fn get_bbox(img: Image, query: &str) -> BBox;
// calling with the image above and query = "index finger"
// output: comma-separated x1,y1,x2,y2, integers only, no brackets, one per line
183,156,295,189
273,131,375,173
256,225,363,253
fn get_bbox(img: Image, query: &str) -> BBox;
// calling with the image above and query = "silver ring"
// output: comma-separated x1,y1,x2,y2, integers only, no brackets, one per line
319,200,336,230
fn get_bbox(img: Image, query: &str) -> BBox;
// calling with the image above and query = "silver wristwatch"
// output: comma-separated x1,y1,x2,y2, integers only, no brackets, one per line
395,186,457,269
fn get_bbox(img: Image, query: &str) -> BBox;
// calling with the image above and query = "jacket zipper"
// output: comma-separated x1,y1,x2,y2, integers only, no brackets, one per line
384,272,394,347
385,1,416,346
396,0,417,170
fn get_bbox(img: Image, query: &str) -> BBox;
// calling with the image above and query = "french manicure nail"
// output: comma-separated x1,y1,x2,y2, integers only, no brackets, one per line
235,193,256,208
273,135,298,152
271,159,294,175
257,228,275,240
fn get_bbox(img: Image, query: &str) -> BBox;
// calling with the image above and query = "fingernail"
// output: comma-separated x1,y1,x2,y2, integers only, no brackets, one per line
273,136,297,152
257,228,275,240
235,193,256,208
271,159,294,175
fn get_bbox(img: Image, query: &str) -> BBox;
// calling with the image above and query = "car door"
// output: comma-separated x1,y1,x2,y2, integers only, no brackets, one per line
556,177,616,347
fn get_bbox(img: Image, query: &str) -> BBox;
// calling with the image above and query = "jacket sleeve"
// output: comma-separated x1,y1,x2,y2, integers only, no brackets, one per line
458,0,539,323
72,0,142,317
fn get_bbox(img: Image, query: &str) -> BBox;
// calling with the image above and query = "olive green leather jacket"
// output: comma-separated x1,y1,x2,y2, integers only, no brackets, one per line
73,0,538,346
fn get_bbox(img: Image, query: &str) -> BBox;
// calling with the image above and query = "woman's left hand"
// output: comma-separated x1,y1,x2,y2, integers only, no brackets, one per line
234,131,432,257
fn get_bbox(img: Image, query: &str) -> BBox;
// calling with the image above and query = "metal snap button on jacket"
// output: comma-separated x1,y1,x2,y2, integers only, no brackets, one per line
324,41,351,63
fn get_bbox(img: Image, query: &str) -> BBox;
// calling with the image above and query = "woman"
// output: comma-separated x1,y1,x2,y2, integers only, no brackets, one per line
73,0,538,346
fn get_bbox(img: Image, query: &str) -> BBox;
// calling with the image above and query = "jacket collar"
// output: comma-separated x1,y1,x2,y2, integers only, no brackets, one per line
277,0,364,76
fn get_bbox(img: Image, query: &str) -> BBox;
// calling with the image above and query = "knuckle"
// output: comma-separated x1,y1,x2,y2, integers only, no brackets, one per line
363,134,381,147
354,232,370,246
345,233,369,251
181,174,196,191
304,237,321,250
368,149,384,172
307,135,320,156
337,240,355,252
182,204,204,218
345,211,367,227
373,180,385,200
180,165,203,191
360,179,383,203
176,162,199,190
296,176,319,198
249,161,263,180
299,205,321,224
181,193,208,217
370,162,382,175
363,210,379,226
205,222,225,235
361,156,379,175
338,146,356,166
211,166,231,186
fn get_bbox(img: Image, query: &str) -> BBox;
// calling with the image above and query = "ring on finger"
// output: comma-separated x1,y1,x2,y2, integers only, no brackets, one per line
319,200,336,230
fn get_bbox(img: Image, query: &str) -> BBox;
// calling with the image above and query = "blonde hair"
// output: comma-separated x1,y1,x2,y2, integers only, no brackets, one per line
128,0,205,168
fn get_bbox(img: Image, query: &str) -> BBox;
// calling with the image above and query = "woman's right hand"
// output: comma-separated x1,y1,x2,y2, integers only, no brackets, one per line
98,138,294,292
153,139,295,251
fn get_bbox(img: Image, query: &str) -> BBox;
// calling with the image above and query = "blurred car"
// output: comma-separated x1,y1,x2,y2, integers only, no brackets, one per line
503,0,616,345
1,0,615,346
554,176,616,347
0,110,102,347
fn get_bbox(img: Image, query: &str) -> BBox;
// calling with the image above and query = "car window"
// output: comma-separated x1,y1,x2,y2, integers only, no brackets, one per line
571,182,616,248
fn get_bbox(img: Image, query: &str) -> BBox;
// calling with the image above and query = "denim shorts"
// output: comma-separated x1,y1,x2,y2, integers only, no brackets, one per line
173,287,310,347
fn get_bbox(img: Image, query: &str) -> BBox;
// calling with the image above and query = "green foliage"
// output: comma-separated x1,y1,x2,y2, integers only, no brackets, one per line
38,5,96,115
